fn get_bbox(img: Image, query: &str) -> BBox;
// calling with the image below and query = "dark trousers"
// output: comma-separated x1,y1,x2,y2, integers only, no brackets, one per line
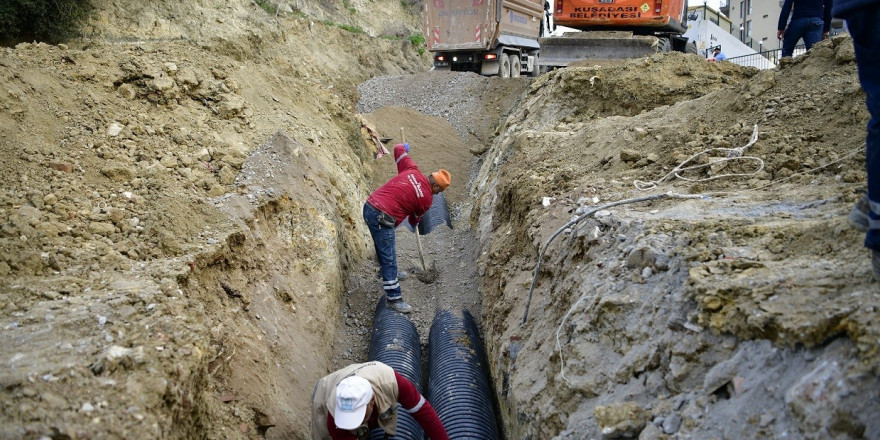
782,17,824,57
363,203,402,300
842,6,880,250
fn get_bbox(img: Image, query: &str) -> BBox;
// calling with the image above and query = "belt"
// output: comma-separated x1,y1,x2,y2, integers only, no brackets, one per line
368,202,397,227
366,201,383,213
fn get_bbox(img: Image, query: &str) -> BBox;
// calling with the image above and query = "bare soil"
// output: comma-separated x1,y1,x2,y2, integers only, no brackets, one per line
471,43,880,439
1,1,878,440
0,1,430,438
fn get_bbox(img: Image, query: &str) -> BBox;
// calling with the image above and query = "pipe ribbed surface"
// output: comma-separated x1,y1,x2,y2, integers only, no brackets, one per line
427,309,500,440
367,297,425,440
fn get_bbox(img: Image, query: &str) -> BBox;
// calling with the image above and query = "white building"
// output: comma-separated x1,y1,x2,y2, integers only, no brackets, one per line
684,5,758,61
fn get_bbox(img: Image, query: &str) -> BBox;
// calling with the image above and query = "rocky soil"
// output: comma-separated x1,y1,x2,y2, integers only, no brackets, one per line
1,1,878,440
0,1,429,438
471,42,880,439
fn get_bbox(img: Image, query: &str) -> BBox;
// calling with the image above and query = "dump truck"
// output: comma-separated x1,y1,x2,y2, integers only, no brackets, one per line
539,0,698,67
424,0,545,77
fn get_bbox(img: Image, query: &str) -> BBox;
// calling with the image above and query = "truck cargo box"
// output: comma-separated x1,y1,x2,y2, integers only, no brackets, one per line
424,0,543,53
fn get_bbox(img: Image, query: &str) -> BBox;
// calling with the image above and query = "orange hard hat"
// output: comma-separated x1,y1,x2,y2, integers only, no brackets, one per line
432,169,450,190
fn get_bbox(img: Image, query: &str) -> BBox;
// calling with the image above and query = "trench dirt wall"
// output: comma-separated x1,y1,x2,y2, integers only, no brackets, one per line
0,0,431,438
472,39,880,439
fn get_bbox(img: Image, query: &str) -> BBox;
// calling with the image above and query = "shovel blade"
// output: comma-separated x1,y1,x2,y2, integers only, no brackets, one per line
410,257,436,272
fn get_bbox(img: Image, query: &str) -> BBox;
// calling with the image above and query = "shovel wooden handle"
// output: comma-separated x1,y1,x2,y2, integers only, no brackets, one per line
415,226,428,270
400,125,429,270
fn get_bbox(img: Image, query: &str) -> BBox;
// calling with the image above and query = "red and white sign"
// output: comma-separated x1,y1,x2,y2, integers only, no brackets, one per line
475,24,481,42
433,27,441,45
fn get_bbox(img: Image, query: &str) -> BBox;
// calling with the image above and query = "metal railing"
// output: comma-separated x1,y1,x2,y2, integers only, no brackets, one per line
725,44,807,69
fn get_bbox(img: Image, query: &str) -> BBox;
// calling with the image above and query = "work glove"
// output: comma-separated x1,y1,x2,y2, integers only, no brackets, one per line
403,143,410,152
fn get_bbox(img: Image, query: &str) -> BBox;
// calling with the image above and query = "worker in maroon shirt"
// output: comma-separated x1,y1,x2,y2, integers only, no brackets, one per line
310,361,450,440
363,143,450,314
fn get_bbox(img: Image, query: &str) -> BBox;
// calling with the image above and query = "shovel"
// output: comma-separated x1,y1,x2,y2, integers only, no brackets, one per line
400,127,436,278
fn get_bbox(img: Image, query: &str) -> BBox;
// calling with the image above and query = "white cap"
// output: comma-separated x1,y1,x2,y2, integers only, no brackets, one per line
334,376,373,430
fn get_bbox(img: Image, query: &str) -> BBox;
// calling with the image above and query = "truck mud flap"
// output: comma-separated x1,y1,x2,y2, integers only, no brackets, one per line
537,34,660,66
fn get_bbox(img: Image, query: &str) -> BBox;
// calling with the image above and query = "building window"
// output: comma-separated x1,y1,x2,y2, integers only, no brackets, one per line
747,20,752,38
740,1,745,19
747,0,752,14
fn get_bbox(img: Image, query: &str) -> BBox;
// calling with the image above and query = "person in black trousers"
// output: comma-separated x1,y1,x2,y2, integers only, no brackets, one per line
777,0,833,58
834,0,880,280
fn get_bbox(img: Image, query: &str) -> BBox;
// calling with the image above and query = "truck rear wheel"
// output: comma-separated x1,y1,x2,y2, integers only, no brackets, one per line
511,56,521,78
499,53,511,78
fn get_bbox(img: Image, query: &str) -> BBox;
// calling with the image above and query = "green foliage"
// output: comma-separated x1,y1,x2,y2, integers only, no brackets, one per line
408,33,426,55
338,24,363,34
255,0,275,15
399,0,419,9
408,33,425,47
342,0,356,14
0,0,94,44
320,19,362,34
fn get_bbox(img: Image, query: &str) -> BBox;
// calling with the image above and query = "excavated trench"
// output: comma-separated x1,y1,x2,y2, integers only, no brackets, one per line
338,48,880,440
320,72,533,439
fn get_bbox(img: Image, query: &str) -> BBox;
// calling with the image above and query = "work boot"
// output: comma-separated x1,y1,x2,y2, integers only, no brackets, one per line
873,250,880,282
850,194,870,232
387,299,412,314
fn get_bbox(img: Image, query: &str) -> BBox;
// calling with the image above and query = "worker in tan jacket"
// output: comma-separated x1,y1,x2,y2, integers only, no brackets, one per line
311,361,449,440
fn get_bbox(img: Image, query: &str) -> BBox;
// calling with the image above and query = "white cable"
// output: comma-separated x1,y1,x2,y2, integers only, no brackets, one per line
555,292,591,384
634,124,764,190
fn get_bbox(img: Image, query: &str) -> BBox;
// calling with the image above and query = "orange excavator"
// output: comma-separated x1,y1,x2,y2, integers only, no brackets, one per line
539,0,698,67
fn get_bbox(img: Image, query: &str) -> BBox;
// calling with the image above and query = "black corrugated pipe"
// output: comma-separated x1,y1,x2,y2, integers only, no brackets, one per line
427,309,501,440
368,297,425,440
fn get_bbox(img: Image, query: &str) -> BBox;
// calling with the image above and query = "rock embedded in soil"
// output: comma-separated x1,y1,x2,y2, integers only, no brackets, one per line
594,401,649,439
101,165,136,182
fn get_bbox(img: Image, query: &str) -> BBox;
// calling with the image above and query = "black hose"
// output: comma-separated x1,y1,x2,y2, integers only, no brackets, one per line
427,309,500,440
368,297,425,440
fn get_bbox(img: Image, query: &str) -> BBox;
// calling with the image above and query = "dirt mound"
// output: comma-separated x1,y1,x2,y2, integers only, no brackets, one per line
521,51,757,128
358,72,532,153
0,0,430,438
474,36,880,439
